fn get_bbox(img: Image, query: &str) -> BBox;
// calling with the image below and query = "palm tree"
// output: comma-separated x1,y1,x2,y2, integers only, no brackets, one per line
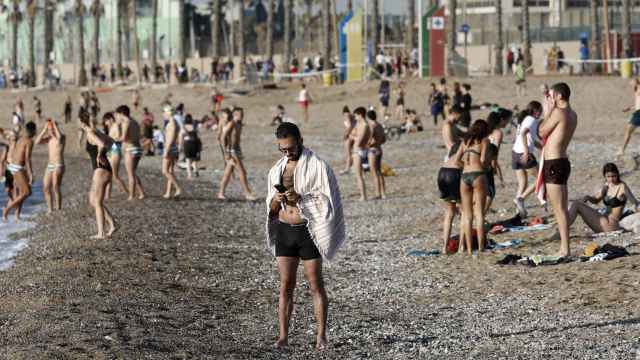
590,0,602,73
493,0,503,75
322,0,330,68
26,0,37,87
266,0,274,60
90,0,102,68
211,0,220,58
237,0,245,65
330,0,338,63
151,0,158,80
283,0,292,72
130,0,142,85
447,0,458,75
76,0,88,86
304,0,311,51
522,0,531,68
621,0,631,57
43,0,54,84
117,0,124,79
9,0,21,72
178,0,186,66
407,0,415,51
372,0,380,52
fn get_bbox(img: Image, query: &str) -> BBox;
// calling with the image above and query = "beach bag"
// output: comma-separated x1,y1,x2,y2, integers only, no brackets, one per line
447,236,459,253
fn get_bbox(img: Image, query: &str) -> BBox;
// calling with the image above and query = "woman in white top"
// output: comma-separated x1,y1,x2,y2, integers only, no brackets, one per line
512,101,543,217
298,83,312,123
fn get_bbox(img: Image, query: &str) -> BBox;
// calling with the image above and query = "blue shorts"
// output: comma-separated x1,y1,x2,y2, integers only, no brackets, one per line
630,110,640,127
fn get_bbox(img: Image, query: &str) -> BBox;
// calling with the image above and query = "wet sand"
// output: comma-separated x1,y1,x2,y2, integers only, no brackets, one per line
0,77,639,358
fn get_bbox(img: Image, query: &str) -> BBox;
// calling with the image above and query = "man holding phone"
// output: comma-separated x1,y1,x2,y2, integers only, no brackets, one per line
266,122,345,350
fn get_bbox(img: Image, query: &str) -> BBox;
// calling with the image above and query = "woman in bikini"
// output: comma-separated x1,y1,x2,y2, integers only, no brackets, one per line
78,112,116,239
181,114,202,180
103,112,128,199
459,119,490,255
551,163,639,238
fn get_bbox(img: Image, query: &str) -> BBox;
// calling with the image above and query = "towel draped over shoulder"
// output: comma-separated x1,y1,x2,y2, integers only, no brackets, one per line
265,148,346,261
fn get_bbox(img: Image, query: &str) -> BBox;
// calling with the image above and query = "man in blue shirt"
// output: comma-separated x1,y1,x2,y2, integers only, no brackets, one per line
579,43,589,74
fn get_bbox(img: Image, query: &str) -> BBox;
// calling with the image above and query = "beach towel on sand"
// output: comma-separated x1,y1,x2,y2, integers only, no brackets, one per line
265,148,346,261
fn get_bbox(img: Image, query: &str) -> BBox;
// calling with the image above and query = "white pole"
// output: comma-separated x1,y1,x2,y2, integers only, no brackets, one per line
418,0,423,78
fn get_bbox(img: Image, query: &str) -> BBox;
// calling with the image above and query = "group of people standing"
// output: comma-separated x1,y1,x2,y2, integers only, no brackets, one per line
429,79,473,127
0,86,261,240
437,82,582,257
340,106,387,201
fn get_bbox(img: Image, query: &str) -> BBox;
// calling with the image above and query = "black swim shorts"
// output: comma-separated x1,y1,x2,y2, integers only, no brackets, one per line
543,158,571,185
437,167,461,202
275,221,321,260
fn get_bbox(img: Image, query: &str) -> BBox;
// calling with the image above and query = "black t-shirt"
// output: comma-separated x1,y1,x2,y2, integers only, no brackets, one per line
459,94,472,127
461,94,472,110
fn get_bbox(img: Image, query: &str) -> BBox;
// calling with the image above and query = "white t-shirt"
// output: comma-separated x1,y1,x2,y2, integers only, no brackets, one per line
513,115,540,154
298,89,308,102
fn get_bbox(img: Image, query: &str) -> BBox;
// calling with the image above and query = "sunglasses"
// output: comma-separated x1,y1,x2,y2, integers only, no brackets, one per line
278,145,299,154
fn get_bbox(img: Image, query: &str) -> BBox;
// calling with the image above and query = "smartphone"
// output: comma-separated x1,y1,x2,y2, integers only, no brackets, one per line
274,184,287,193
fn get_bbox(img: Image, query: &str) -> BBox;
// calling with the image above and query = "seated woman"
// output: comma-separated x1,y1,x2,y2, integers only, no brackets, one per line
552,163,639,238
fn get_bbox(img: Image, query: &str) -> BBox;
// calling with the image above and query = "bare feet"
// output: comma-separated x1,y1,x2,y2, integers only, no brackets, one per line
90,234,105,240
217,193,226,200
2,208,8,222
315,337,328,351
245,193,257,201
138,193,145,200
339,169,350,175
163,193,172,199
107,224,116,237
274,338,288,349
359,196,367,202
127,196,134,201
174,189,182,198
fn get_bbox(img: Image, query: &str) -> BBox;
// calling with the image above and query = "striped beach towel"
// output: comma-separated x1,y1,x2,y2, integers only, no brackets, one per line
266,148,346,261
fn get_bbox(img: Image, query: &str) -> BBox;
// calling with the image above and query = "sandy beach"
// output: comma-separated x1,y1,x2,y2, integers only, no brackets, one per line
0,76,639,359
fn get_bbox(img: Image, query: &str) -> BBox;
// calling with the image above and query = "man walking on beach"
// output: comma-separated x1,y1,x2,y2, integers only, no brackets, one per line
217,108,256,200
1,122,36,221
266,122,345,350
539,83,577,256
117,105,145,200
34,119,65,212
